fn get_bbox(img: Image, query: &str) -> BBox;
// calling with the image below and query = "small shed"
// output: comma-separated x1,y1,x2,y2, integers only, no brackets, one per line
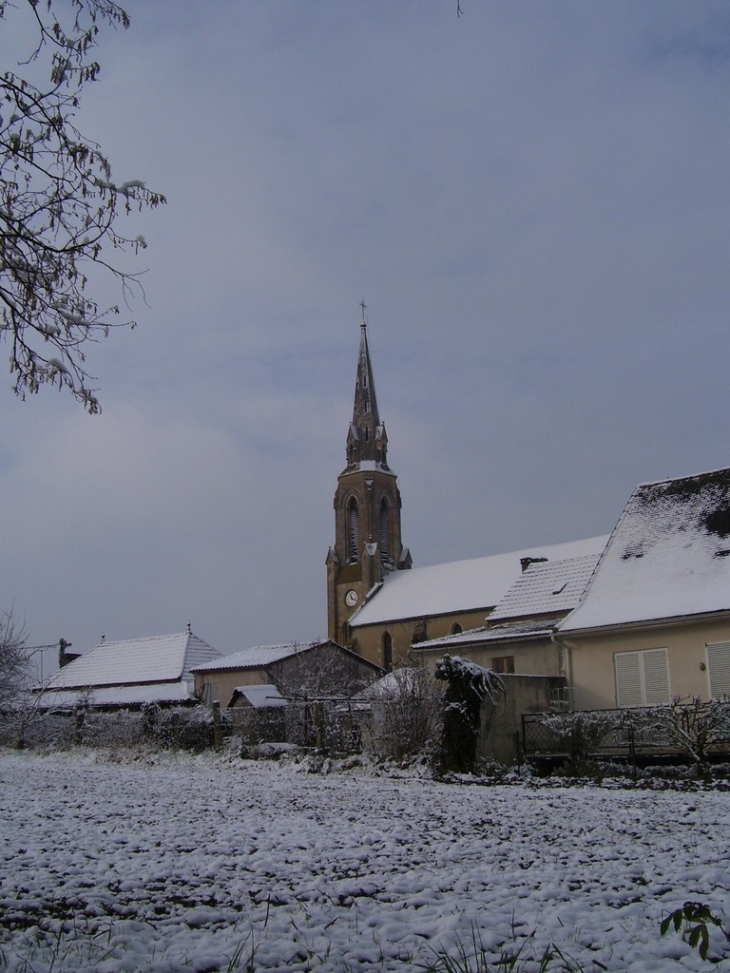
229,684,287,745
229,685,286,709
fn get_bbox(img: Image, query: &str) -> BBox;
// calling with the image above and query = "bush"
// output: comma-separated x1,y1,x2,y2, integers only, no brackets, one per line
364,658,444,763
435,655,504,775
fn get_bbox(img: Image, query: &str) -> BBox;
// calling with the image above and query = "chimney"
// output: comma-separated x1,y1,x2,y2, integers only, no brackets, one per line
58,638,79,669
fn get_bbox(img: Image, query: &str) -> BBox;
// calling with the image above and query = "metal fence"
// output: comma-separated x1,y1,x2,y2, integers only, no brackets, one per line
522,703,730,764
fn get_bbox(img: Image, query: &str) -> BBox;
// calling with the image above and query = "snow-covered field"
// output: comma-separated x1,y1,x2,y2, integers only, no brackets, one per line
1,750,729,972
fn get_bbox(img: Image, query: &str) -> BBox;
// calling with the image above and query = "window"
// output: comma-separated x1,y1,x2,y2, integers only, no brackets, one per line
492,656,514,674
707,641,730,698
347,497,359,562
382,632,393,671
450,623,463,635
380,499,389,563
614,648,669,707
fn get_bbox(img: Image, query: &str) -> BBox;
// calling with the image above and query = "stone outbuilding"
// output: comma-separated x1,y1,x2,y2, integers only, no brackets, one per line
191,638,383,708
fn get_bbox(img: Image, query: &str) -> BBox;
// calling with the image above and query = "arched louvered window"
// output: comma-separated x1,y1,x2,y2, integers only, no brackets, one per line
347,497,359,563
382,631,393,671
380,498,389,563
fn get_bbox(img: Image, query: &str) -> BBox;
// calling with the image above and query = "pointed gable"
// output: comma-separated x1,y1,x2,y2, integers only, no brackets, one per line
560,467,730,633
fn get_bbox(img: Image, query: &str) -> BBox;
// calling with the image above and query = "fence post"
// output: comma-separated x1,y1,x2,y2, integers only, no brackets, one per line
571,720,578,762
513,731,522,774
629,722,636,778
74,703,85,746
521,714,526,760
170,711,180,750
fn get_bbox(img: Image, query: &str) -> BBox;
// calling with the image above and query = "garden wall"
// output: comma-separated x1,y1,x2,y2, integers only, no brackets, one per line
479,675,567,765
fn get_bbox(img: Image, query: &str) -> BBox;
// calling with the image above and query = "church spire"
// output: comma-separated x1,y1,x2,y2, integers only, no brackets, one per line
346,307,388,470
327,307,410,656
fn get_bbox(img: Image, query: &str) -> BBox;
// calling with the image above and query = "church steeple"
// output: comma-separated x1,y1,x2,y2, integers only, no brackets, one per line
327,308,411,661
346,317,388,469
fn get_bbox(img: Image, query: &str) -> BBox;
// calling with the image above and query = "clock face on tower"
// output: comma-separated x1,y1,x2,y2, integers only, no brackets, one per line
345,589,359,608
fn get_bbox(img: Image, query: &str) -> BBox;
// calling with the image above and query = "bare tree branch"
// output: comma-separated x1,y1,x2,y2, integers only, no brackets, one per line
0,0,165,413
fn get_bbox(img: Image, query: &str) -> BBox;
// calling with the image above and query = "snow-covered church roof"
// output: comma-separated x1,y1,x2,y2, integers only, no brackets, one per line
559,467,730,634
349,536,608,627
43,630,222,692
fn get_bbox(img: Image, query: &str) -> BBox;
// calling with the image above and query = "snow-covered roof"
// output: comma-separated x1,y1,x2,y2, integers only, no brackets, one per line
415,619,556,652
349,536,608,627
41,681,195,709
488,554,601,622
43,631,221,691
230,685,287,708
192,640,331,673
559,467,730,633
355,666,420,700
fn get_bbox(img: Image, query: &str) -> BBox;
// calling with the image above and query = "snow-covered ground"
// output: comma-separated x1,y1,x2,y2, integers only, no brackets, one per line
1,750,729,972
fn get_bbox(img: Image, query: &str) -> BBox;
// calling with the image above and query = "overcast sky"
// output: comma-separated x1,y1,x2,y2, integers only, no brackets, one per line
2,1,730,664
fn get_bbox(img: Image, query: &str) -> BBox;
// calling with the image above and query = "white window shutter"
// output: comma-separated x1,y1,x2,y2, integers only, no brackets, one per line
615,651,643,707
642,649,670,704
615,649,669,707
707,642,730,699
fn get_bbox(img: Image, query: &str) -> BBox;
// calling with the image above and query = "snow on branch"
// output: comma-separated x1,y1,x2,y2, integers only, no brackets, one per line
434,654,505,705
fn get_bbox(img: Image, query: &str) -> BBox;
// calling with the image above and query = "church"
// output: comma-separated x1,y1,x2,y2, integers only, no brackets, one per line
326,314,606,673
327,316,730,711
325,317,411,665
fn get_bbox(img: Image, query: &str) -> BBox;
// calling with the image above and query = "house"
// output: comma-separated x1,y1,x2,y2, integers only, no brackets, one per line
392,552,604,760
191,638,383,708
555,467,730,709
411,551,603,685
39,627,221,709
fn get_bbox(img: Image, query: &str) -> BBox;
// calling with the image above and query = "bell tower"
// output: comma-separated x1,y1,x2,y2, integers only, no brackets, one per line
327,309,411,648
